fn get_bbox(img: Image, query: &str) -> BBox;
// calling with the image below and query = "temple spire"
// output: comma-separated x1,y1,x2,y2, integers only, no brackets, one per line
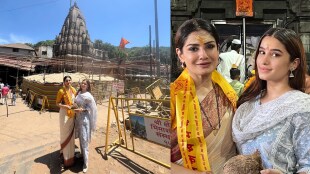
53,1,94,57
70,0,77,8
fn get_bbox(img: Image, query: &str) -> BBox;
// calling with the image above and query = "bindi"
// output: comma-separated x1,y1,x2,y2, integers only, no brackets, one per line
195,35,209,45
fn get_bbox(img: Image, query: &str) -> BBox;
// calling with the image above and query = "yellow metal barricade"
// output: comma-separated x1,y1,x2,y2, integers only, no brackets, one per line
40,95,50,113
26,90,50,113
27,90,36,107
104,97,170,169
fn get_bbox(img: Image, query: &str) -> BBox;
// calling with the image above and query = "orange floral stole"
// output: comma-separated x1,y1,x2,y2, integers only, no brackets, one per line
62,86,77,118
170,68,237,171
244,76,255,91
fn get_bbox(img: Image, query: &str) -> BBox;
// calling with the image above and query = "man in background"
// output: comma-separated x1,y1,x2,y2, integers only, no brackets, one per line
229,67,244,97
1,84,9,104
218,39,246,83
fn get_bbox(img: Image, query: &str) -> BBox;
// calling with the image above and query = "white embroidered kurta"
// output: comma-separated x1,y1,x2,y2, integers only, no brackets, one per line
75,91,97,165
232,90,310,173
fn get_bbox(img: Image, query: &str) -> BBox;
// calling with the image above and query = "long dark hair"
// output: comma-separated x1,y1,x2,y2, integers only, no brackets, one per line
237,28,307,107
62,75,72,86
63,75,72,82
175,18,220,52
77,79,91,94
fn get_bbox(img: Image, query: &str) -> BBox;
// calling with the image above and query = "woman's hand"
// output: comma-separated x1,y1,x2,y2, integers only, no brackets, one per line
260,169,283,174
59,104,71,110
74,108,84,113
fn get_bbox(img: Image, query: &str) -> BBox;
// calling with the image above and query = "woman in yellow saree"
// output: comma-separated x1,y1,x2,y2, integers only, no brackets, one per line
170,18,238,174
56,75,77,167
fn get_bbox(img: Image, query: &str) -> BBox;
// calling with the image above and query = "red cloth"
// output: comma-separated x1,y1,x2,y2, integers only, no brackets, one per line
1,86,9,96
119,37,129,49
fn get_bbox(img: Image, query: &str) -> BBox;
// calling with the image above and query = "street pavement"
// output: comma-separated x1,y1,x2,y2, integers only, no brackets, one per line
0,97,114,174
0,97,170,174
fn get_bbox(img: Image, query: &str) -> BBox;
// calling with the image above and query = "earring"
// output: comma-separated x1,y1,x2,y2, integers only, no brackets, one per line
181,62,186,69
289,69,294,78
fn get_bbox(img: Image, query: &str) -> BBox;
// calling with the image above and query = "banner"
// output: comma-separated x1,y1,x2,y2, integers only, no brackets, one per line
112,80,124,93
152,86,163,100
236,0,253,17
130,114,170,147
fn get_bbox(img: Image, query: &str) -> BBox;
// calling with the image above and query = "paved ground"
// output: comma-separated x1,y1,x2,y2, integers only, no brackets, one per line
0,97,170,174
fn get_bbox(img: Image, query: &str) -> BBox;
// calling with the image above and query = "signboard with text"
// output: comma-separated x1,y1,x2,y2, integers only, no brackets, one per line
112,80,125,93
129,114,170,147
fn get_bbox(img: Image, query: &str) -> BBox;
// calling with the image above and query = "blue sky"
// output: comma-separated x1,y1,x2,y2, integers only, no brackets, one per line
0,0,170,48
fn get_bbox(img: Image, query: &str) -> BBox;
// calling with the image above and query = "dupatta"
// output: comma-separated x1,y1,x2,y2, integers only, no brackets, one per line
170,68,237,171
57,86,77,117
76,91,97,133
233,90,310,144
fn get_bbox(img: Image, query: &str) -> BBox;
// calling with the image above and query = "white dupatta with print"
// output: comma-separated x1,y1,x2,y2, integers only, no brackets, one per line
232,90,310,145
75,91,97,134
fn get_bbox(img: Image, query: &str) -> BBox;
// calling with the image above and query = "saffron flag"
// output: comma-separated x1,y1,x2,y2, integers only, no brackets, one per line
236,0,253,17
119,37,130,49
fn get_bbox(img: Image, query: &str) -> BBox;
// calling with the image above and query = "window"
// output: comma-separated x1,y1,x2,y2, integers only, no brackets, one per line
42,51,47,55
13,48,19,52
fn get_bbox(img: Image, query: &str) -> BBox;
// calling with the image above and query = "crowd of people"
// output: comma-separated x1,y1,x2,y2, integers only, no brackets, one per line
171,18,310,174
0,81,17,106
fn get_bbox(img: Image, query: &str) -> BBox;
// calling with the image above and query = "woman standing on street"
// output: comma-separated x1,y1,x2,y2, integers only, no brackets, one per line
56,75,77,167
170,18,238,174
74,79,97,173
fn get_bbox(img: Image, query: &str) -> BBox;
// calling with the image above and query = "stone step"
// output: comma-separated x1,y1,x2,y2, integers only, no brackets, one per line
0,132,59,158
0,141,59,174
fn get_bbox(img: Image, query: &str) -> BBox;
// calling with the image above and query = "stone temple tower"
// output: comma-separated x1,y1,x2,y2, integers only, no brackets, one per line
53,2,94,63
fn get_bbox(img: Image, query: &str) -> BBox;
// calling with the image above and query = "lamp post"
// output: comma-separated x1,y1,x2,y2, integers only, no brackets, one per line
43,61,47,84
154,0,160,77
16,59,21,90
28,55,34,76
149,25,153,81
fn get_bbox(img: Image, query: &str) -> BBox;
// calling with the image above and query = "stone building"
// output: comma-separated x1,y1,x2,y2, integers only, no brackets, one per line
0,43,35,56
51,2,158,79
35,46,53,58
53,2,107,72
0,43,37,86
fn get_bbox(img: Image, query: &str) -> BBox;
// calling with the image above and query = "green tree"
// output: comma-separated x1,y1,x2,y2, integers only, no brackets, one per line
92,39,170,62
24,43,34,48
159,46,170,64
93,39,119,59
34,40,55,47
128,46,149,57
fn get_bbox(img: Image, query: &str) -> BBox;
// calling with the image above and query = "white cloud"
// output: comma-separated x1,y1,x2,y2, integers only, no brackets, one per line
9,33,33,43
0,38,9,44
